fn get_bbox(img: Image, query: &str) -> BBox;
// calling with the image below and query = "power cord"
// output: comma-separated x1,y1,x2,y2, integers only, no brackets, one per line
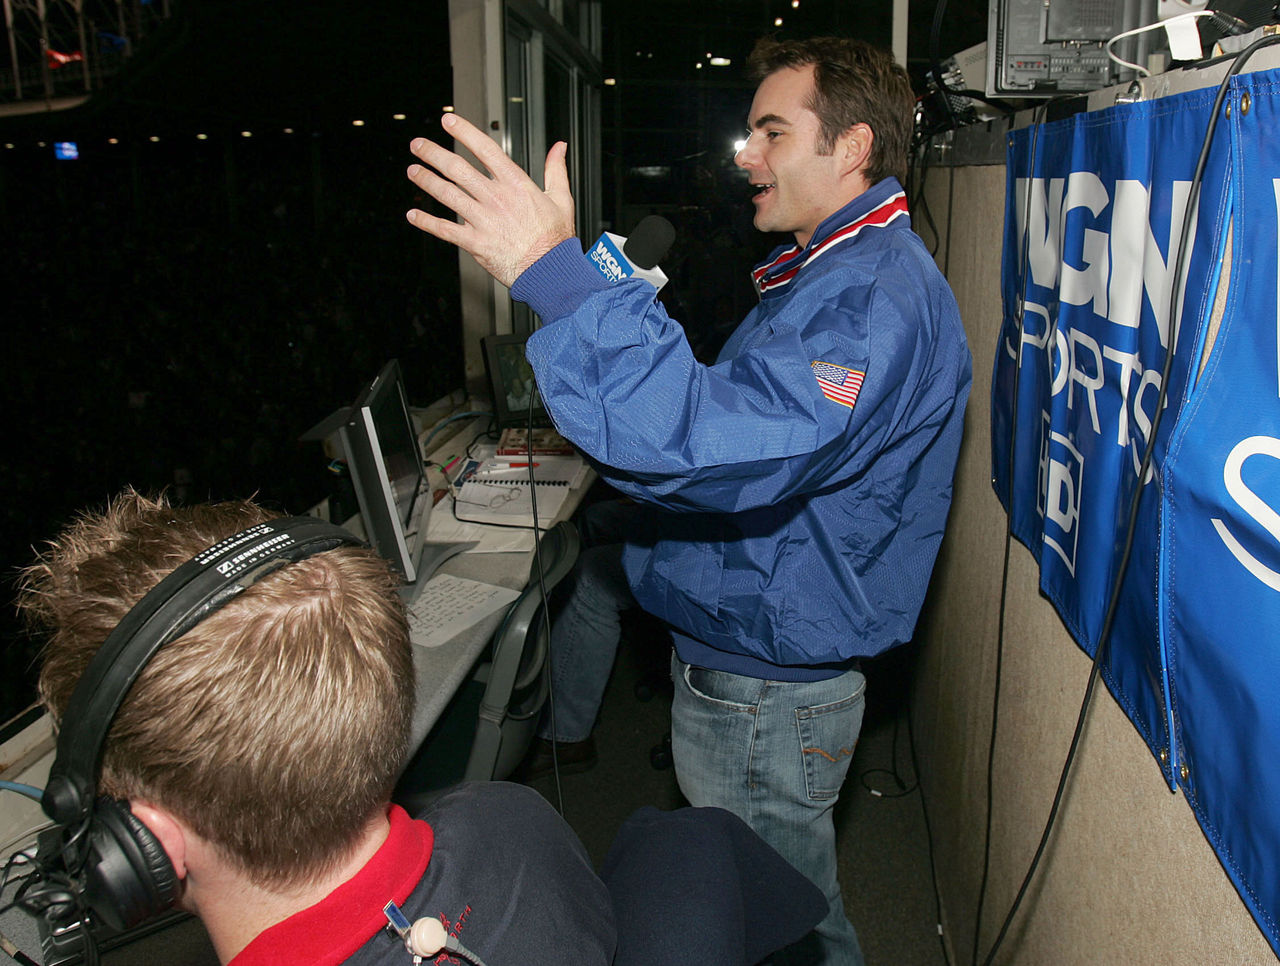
905,693,954,966
971,97,1052,966
520,376,567,817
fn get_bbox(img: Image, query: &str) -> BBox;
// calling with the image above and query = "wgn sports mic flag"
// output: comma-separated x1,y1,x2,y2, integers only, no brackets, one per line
1160,69,1280,959
992,84,1233,779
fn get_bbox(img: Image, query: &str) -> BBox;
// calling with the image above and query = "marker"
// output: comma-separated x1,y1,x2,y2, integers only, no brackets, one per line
489,461,539,469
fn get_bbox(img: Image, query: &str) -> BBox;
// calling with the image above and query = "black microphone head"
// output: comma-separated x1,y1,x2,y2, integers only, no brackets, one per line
623,216,676,270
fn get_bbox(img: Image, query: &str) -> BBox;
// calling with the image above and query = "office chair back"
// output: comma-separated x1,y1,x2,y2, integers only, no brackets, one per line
462,520,581,782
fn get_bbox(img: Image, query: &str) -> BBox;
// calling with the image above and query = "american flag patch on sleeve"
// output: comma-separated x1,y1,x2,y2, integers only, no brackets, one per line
811,360,865,409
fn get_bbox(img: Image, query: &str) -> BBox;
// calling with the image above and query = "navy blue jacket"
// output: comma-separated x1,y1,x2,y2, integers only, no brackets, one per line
516,179,971,680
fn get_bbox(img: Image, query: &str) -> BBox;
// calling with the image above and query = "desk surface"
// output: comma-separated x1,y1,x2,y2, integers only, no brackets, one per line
407,412,592,750
407,547,530,748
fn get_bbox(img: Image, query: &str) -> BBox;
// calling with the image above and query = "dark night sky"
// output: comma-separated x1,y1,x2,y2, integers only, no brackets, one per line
0,0,988,722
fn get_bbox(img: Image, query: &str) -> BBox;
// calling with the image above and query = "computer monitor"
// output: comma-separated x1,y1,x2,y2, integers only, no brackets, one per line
338,359,428,584
482,334,552,428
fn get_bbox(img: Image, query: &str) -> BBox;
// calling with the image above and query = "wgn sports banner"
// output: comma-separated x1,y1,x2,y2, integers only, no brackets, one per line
993,70,1280,957
992,86,1233,770
1162,70,1280,957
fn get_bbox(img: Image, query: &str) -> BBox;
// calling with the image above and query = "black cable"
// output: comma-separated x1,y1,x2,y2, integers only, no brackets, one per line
927,0,1015,129
909,139,942,259
858,709,917,798
971,98,1051,966
977,36,1280,965
905,692,953,966
521,369,567,816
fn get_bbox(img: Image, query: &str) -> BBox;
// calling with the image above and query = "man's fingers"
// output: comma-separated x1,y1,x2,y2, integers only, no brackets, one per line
543,141,573,210
408,136,497,203
406,207,470,248
406,162,487,226
438,113,526,183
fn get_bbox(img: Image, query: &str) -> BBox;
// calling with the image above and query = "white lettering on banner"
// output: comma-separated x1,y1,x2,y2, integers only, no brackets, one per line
1058,173,1111,318
1006,174,1192,492
1038,416,1085,575
1211,436,1280,593
1014,175,1195,348
1208,186,1280,592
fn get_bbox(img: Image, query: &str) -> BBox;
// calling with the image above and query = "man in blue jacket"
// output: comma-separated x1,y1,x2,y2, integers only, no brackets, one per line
406,36,971,965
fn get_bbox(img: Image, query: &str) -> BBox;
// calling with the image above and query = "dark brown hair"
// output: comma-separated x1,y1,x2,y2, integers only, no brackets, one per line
747,36,914,186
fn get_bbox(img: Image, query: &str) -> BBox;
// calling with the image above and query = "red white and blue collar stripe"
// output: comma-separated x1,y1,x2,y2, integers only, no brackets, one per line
752,187,909,296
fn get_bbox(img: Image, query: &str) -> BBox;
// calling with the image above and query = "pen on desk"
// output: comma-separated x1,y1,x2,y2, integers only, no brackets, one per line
490,461,539,469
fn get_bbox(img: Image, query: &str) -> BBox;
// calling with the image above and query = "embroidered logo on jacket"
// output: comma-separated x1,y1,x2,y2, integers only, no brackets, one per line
811,360,864,409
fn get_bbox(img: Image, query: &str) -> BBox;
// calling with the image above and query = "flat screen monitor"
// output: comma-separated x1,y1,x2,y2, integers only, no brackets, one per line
339,359,427,583
482,334,552,428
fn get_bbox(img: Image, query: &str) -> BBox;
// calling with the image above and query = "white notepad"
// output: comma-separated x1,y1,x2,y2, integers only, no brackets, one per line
405,573,520,648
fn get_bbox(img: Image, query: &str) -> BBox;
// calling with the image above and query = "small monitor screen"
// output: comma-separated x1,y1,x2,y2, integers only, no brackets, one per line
54,141,79,160
482,334,552,428
339,360,425,583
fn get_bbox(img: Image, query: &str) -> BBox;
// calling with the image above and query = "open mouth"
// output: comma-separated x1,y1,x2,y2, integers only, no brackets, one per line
752,183,775,198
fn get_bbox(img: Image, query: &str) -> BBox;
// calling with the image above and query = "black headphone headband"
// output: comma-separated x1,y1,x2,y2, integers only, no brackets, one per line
41,516,366,827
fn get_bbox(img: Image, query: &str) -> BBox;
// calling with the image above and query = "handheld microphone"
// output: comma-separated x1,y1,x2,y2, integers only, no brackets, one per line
587,214,676,293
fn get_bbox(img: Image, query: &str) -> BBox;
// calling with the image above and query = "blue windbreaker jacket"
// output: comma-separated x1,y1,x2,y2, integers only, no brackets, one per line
515,179,972,680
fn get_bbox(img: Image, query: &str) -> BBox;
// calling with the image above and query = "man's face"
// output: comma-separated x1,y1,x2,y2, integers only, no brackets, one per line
734,64,849,249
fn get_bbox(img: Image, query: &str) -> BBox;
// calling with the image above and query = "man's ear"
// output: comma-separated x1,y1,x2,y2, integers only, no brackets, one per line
840,123,874,178
129,801,189,880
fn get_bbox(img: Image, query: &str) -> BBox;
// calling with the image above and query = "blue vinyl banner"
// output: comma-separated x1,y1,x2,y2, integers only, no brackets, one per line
992,86,1232,771
995,66,1280,957
1161,70,1280,957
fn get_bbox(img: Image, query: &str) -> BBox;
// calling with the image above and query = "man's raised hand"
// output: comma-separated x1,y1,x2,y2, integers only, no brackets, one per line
405,113,576,288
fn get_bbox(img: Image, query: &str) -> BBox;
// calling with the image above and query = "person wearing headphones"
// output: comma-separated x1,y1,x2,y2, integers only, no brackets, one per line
17,489,615,965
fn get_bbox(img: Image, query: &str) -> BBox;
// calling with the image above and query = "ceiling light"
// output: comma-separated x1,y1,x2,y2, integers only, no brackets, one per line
240,130,252,138
393,113,406,120
710,57,731,67
196,133,208,140
775,17,784,26
604,77,617,86
352,119,366,126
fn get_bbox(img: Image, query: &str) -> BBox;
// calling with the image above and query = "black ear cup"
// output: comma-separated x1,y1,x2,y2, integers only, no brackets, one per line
82,798,179,932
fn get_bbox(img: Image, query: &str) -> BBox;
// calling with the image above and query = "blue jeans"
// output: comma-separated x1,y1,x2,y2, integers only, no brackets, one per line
671,653,867,966
538,500,638,743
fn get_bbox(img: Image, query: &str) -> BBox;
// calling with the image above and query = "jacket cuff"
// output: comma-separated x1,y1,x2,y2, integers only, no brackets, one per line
511,238,609,320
